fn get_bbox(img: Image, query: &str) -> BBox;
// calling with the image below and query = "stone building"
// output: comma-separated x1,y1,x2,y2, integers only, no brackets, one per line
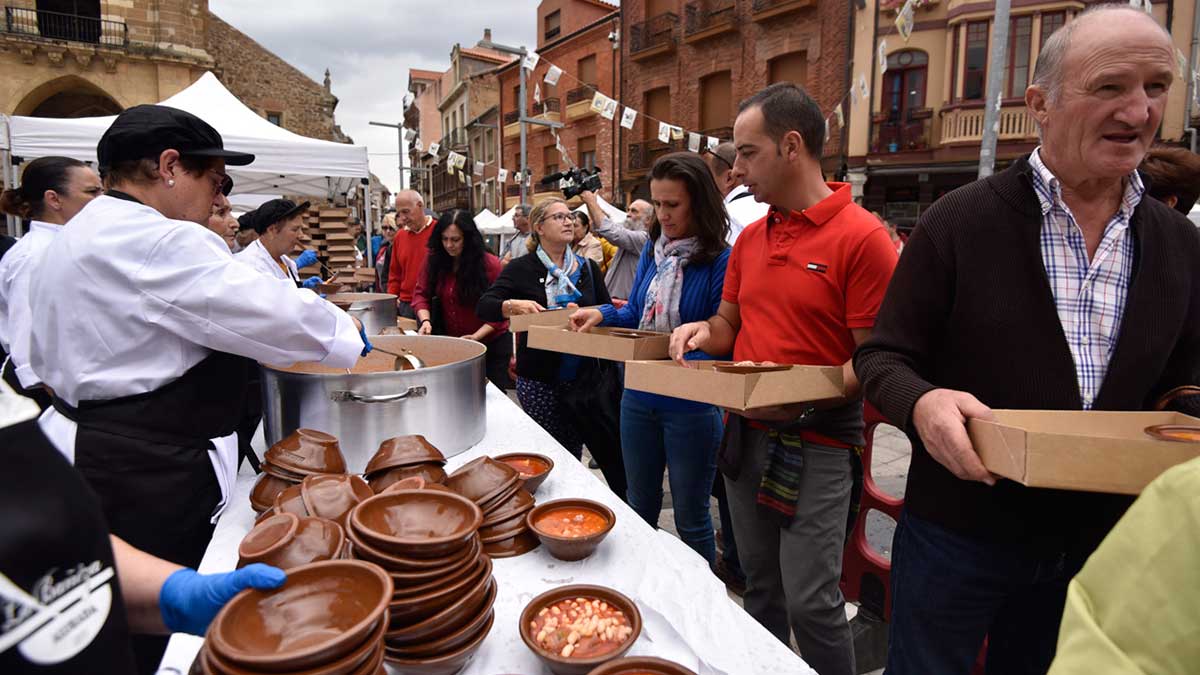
845,0,1199,228
619,0,852,202
496,0,622,210
2,0,346,142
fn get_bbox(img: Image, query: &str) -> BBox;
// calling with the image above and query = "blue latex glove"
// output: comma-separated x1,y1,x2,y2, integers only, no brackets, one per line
159,564,286,636
295,250,319,268
359,325,373,357
302,276,322,289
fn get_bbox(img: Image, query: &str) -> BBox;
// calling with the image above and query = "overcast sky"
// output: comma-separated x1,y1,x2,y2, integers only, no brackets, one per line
208,1,541,194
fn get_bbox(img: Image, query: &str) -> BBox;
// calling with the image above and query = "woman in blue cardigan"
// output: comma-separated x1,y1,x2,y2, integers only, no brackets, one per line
570,152,731,565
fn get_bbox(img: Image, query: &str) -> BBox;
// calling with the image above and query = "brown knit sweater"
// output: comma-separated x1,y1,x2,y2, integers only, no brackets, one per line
854,156,1200,550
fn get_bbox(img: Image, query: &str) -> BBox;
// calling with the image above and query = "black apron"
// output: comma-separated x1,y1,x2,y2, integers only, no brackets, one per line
0,419,137,674
1,351,51,410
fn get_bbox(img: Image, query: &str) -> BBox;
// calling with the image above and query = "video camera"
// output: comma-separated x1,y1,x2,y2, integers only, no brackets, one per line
540,166,603,200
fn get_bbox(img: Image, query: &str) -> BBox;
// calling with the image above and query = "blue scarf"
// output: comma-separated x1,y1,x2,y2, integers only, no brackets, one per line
536,245,583,309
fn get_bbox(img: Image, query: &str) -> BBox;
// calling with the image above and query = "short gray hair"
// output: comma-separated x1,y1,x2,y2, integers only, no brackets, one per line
515,203,531,217
1031,3,1171,105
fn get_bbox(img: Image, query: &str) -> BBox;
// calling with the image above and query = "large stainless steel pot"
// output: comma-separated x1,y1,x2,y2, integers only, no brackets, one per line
260,335,486,472
326,292,397,336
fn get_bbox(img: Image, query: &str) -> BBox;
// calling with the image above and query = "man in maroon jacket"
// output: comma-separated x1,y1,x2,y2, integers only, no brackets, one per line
387,190,435,319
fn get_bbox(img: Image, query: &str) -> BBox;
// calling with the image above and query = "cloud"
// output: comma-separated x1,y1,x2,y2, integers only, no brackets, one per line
209,0,539,194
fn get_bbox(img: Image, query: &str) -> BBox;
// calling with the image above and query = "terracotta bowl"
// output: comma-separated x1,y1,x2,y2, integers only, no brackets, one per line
390,552,484,600
209,560,391,672
383,611,493,675
301,474,374,527
350,490,483,558
385,605,494,660
379,476,426,494
250,473,296,513
347,524,480,572
585,657,698,675
384,547,479,587
519,585,642,675
479,511,531,542
386,555,493,627
265,428,347,475
261,460,309,482
494,453,555,494
527,499,616,562
273,483,310,518
482,528,541,558
385,575,496,647
205,608,385,675
367,464,448,493
238,515,346,571
445,456,521,504
481,487,535,526
476,480,522,515
314,282,345,295
364,435,446,475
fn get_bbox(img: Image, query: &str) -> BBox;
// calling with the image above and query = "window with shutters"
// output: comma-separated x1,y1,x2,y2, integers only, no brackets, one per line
578,55,598,86
544,146,559,177
769,51,808,86
578,136,597,171
646,0,674,18
644,87,671,141
545,10,561,41
266,112,282,126
700,71,732,130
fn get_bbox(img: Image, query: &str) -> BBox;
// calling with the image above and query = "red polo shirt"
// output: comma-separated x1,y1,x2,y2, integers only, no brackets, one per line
387,219,435,303
723,183,897,367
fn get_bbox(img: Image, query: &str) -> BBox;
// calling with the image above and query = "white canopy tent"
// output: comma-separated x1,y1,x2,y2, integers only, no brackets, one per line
478,206,516,237
3,72,369,197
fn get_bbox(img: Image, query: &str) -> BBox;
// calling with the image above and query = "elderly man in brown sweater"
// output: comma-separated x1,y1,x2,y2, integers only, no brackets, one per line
854,6,1200,675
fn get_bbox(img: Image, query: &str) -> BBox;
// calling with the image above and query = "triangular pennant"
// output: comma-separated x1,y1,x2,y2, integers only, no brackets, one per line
522,51,540,71
658,122,671,143
620,107,638,130
706,136,719,152
590,91,608,114
544,65,563,86
834,104,844,129
687,132,702,153
878,40,888,75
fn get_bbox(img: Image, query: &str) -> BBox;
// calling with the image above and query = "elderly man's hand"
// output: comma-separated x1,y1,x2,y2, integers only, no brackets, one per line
580,190,598,205
912,388,996,485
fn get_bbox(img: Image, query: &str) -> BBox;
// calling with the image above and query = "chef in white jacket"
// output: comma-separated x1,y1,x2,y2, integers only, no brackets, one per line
0,156,103,409
235,198,323,288
27,105,370,582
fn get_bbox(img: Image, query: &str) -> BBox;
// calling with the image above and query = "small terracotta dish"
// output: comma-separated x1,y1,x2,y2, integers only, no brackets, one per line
527,498,616,562
265,428,347,475
494,452,554,494
367,464,448,493
365,435,446,475
585,656,698,675
520,584,642,675
445,456,521,504
350,490,483,558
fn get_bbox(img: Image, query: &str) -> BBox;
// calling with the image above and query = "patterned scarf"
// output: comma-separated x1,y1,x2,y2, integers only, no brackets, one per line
639,236,699,332
536,245,583,309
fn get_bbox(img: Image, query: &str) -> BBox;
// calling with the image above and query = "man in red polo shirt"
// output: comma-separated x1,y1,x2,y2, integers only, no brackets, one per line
387,190,436,319
670,83,897,675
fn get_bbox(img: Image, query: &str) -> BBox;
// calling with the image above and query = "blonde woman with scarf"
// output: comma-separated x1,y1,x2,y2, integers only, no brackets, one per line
569,153,731,564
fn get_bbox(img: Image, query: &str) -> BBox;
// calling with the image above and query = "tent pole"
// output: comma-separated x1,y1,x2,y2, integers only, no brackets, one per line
363,180,374,270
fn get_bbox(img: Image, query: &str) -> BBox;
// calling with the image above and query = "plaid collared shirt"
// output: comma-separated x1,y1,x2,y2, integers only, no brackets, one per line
1028,149,1140,409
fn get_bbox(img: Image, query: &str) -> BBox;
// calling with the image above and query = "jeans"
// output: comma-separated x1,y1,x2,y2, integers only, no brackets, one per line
886,510,1087,675
619,394,722,564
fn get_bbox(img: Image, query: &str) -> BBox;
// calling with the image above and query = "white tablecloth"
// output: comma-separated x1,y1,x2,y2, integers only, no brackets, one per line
157,385,811,675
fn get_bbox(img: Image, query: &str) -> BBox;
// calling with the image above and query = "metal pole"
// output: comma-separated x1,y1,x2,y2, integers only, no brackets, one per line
519,50,528,205
397,126,405,192
978,0,1011,179
363,180,374,270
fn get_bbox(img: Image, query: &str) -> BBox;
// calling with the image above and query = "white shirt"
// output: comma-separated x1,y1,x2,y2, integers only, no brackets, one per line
505,231,531,260
0,220,60,388
236,238,299,282
724,184,769,245
28,196,362,517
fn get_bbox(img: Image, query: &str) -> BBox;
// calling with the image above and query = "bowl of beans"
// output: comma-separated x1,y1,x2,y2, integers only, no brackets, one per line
526,498,616,561
520,584,642,675
585,656,698,675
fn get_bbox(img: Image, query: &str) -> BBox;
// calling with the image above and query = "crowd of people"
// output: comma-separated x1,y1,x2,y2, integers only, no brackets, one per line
2,5,1200,674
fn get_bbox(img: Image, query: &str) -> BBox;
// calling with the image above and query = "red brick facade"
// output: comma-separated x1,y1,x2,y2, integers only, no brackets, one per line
620,0,851,200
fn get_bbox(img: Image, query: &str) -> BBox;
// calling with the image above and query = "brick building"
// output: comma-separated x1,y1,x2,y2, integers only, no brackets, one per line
496,0,621,210
405,68,443,205
619,0,852,202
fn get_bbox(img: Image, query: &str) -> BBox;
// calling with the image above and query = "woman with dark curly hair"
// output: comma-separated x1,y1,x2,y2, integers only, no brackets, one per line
412,209,513,389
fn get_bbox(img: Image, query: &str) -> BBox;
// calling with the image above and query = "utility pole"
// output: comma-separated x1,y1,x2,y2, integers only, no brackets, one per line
369,120,406,194
978,0,1011,178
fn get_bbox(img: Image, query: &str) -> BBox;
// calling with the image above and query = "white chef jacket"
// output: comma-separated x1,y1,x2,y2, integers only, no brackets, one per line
724,184,769,246
28,195,362,518
0,220,60,389
235,238,299,282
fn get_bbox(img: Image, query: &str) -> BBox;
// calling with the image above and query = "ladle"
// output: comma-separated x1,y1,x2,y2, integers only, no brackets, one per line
372,345,424,371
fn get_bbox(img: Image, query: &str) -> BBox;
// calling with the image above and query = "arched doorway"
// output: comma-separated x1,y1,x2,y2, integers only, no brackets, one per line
13,75,122,118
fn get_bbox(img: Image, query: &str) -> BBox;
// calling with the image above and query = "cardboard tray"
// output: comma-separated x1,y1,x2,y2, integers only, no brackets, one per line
624,359,845,411
967,410,1200,495
526,325,670,361
507,306,599,332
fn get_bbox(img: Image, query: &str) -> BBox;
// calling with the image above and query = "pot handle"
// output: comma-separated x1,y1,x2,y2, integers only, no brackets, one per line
330,386,427,403
346,305,373,314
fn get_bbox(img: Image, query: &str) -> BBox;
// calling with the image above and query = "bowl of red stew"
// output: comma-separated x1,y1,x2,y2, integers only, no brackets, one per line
520,584,642,675
495,452,555,494
526,498,615,561
585,656,698,675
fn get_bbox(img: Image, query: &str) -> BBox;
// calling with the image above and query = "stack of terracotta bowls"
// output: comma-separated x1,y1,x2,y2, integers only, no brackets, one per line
347,490,497,672
250,429,347,513
447,456,540,558
363,435,448,493
237,512,346,570
198,560,391,674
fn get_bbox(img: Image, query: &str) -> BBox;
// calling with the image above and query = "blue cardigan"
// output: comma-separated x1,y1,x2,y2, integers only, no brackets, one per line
599,241,730,412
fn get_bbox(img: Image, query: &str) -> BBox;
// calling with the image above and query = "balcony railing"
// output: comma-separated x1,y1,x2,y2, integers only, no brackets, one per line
685,0,736,39
566,85,594,105
939,102,1038,145
631,12,678,57
628,139,685,172
440,129,469,148
871,111,932,153
701,126,734,142
3,6,128,47
534,98,561,116
506,184,522,197
751,0,814,19
503,110,520,125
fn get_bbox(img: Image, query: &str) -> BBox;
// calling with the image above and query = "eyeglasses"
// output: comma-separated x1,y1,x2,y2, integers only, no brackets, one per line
703,147,734,172
206,169,232,197
542,212,571,222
